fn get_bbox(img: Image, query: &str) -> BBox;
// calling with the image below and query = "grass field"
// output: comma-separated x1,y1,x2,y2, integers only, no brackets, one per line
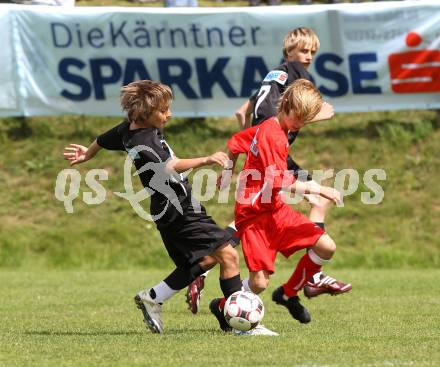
1,268,439,367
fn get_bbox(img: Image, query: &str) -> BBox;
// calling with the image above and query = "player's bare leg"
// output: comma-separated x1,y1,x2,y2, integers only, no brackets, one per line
248,270,270,294
233,270,277,336
305,193,332,224
186,224,240,314
208,243,242,332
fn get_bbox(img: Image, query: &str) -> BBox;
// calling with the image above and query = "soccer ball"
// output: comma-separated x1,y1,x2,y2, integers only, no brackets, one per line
223,291,265,331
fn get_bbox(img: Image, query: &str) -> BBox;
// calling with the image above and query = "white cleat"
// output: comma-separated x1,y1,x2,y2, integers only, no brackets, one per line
233,324,279,336
134,290,164,334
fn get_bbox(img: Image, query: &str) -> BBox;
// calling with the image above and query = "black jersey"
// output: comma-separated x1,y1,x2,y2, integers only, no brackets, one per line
97,120,192,229
251,61,312,145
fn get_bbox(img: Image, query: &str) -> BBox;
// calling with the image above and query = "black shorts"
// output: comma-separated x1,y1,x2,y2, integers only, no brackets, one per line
287,155,312,182
159,201,232,269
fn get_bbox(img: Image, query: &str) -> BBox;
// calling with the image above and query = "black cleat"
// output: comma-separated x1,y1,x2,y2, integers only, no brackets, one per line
209,298,232,332
272,286,311,324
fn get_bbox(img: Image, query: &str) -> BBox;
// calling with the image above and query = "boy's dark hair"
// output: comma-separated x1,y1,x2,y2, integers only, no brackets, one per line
121,80,173,124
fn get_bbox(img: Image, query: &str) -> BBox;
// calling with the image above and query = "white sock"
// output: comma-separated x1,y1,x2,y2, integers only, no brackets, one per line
150,281,178,304
308,249,330,266
241,278,251,292
201,270,210,278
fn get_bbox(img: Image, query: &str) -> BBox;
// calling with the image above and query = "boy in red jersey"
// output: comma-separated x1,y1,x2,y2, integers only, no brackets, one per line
221,79,350,324
187,27,350,315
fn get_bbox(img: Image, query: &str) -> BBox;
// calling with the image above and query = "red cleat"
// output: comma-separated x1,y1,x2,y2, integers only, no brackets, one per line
303,272,352,299
186,275,205,314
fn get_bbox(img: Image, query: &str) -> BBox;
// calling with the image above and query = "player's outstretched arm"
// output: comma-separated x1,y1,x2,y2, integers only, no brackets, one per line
290,180,342,206
225,148,238,171
235,99,253,130
310,101,334,122
166,151,230,173
63,140,102,166
217,149,238,190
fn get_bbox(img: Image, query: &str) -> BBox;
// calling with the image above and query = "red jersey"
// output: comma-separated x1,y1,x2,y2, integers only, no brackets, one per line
228,118,324,274
227,118,296,227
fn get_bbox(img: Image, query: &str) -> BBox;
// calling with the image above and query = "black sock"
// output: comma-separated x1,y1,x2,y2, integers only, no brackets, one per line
225,226,240,247
220,274,242,299
163,264,205,290
315,222,325,230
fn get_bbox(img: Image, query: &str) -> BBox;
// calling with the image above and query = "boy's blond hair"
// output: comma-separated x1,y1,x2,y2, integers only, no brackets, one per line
282,27,320,59
279,79,322,123
121,80,173,124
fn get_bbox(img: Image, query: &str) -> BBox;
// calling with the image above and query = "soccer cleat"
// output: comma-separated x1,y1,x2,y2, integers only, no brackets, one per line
233,324,279,336
134,290,164,334
186,275,205,314
209,298,232,332
272,286,311,324
303,272,352,299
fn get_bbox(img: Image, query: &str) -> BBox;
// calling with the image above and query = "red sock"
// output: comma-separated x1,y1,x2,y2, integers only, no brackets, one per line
219,297,226,310
283,252,322,297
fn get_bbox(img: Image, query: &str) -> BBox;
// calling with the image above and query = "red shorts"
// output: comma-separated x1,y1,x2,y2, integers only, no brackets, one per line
237,204,324,274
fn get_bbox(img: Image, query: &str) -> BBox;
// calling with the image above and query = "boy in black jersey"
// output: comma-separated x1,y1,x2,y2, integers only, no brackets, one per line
63,80,241,334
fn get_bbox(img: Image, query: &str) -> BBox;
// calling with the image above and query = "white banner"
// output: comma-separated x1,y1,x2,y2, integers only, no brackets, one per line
0,8,18,114
0,1,439,117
